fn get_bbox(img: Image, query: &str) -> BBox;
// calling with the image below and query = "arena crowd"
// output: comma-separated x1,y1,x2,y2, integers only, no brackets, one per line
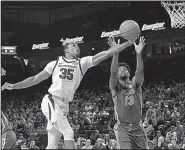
2,57,185,149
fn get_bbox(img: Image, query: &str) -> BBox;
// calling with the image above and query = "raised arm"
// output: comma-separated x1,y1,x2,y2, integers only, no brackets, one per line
109,54,119,96
2,61,56,91
92,36,136,66
107,37,122,96
133,36,145,88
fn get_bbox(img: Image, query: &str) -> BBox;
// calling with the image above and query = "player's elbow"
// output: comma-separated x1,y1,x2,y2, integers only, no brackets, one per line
33,75,43,85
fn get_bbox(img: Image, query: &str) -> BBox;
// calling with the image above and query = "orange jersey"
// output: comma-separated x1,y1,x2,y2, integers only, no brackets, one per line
113,87,142,124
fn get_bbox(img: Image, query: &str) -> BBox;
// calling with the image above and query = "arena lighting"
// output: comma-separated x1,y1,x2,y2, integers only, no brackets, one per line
101,30,121,38
32,42,49,50
60,36,84,43
169,46,172,54
142,22,165,31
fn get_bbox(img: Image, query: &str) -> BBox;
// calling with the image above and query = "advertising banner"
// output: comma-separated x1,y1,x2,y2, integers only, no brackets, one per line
60,36,84,43
142,22,166,31
1,46,17,55
32,42,49,50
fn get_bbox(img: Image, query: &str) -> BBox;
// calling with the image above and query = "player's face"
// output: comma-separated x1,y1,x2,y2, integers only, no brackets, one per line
67,43,80,58
117,66,131,88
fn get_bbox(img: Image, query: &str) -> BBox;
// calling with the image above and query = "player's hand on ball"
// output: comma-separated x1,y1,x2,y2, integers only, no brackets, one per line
2,83,14,91
134,36,145,54
108,36,120,47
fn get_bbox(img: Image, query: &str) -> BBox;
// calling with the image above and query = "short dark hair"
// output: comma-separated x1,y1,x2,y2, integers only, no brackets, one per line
62,42,78,54
118,62,130,74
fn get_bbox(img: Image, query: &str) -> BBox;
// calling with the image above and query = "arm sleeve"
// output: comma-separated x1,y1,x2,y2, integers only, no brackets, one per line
80,56,94,74
44,61,57,75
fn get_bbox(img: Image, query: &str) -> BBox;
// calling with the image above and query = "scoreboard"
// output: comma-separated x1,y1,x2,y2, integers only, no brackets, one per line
1,46,17,55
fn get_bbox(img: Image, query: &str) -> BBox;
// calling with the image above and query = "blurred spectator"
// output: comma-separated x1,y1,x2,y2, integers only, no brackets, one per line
92,138,107,149
21,142,29,149
171,107,180,119
1,57,185,149
81,139,93,149
166,126,177,145
29,141,39,149
109,139,117,149
175,120,184,144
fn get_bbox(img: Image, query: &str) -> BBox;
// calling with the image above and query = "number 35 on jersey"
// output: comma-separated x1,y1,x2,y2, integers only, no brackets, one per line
59,68,74,80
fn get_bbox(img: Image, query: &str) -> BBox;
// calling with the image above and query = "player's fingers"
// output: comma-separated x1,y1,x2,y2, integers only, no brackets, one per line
108,36,111,42
141,37,144,43
118,39,120,44
1,84,7,91
111,36,115,42
142,37,145,42
108,40,112,46
108,38,110,43
109,36,113,43
4,82,9,86
108,37,111,44
108,36,111,40
143,37,145,43
142,36,145,42
139,37,142,43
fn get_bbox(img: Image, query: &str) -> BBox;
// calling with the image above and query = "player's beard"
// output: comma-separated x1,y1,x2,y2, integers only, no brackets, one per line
119,77,132,91
76,53,80,58
74,52,80,58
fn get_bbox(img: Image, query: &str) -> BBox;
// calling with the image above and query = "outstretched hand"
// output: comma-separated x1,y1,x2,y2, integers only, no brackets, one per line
2,83,14,91
134,36,146,54
108,35,140,48
108,36,120,47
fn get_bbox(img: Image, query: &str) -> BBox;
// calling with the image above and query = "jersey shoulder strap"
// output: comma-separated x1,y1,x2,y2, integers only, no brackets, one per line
78,58,83,76
51,56,60,75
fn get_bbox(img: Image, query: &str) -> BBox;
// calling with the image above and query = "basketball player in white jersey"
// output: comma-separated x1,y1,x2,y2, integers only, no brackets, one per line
2,37,137,149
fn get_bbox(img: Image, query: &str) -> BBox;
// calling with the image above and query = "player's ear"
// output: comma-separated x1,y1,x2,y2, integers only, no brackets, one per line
64,48,69,53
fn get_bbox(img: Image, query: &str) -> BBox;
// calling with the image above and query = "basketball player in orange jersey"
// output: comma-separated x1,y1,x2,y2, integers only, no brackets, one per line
1,68,17,149
109,36,147,149
2,37,138,149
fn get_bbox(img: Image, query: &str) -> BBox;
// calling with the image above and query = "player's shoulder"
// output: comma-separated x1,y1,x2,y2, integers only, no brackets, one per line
80,56,93,62
47,60,57,66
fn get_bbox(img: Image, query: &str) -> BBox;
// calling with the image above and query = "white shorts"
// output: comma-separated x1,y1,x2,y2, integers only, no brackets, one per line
41,94,74,141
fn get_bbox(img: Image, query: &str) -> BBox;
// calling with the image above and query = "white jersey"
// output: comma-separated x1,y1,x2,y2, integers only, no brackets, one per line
44,56,94,103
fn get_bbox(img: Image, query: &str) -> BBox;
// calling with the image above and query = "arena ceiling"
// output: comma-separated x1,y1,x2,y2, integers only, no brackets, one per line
1,1,94,9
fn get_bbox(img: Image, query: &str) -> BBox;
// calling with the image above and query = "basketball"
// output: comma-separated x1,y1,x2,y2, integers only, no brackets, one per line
119,20,141,41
